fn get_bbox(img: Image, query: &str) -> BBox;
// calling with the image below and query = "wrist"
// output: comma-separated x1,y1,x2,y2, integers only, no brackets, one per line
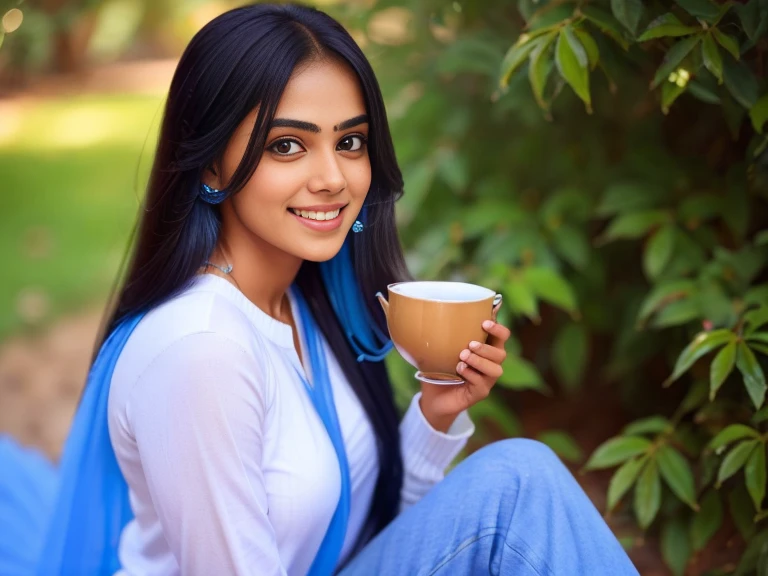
418,395,458,433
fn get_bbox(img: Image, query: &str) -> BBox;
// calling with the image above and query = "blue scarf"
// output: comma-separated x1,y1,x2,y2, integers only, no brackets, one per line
33,239,390,575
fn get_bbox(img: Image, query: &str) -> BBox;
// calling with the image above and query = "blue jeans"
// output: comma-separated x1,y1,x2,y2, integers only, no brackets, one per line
340,439,640,575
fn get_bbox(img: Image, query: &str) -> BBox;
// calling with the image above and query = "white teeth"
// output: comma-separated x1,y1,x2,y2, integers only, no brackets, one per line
291,208,341,221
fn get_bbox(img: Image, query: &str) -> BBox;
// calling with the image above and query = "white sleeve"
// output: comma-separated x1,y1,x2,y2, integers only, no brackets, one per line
398,392,475,512
127,332,286,576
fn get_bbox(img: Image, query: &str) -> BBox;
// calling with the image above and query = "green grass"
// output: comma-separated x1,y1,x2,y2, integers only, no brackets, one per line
0,93,164,338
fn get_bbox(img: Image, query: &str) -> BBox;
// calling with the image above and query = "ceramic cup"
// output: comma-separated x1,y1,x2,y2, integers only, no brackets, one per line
376,281,502,385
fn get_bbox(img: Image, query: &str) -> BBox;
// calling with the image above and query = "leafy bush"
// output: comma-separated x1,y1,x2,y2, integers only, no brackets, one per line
347,0,768,572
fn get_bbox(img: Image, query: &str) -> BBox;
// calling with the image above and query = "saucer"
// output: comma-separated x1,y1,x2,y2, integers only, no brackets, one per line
415,371,465,386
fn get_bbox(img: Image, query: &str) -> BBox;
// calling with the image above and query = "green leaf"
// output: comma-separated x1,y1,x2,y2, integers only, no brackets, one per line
537,430,584,463
661,516,691,576
701,33,723,84
662,78,688,114
607,456,647,511
505,279,539,320
652,299,700,329
665,329,736,386
399,162,435,225
599,210,669,243
635,459,662,529
735,0,767,43
723,54,759,109
673,0,721,21
736,341,768,409
680,380,709,415
552,322,588,392
555,27,591,111
657,445,698,509
748,333,768,346
745,307,768,335
611,0,644,36
573,27,599,70
756,230,768,246
730,485,758,540
500,37,539,88
580,6,630,50
651,36,701,89
751,94,768,133
717,439,759,486
638,13,699,41
468,396,522,438
712,28,740,60
499,354,548,393
551,224,590,270
636,279,696,326
596,182,663,216
735,528,768,576
753,405,768,425
745,443,767,512
691,490,724,551
527,31,557,110
710,340,737,400
624,416,671,436
709,424,760,453
523,267,579,315
585,436,653,470
644,225,676,279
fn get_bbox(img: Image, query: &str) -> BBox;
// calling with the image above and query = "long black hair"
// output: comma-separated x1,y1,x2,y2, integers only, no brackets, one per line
101,3,410,554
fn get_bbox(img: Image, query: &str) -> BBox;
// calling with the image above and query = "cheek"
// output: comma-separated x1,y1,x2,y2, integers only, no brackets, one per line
348,160,372,196
240,161,305,205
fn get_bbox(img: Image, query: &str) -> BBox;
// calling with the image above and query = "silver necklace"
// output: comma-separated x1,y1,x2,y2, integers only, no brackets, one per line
204,261,233,275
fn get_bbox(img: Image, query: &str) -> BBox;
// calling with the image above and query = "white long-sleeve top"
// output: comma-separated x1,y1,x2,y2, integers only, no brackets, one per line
107,274,474,576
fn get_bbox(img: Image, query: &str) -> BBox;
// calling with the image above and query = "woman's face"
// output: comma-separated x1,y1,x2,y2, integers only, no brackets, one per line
216,58,371,263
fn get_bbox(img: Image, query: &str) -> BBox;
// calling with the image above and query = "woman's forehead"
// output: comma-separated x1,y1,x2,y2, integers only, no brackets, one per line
273,59,367,128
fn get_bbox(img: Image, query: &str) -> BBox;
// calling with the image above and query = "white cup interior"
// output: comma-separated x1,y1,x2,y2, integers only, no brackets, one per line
389,281,494,303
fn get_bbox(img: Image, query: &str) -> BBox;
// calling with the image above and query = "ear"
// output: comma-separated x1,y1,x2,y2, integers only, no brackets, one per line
201,164,222,189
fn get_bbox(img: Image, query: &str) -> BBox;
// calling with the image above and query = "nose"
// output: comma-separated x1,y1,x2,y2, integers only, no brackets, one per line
307,149,347,195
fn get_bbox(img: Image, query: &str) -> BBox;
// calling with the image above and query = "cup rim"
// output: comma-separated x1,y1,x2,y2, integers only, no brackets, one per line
387,281,496,303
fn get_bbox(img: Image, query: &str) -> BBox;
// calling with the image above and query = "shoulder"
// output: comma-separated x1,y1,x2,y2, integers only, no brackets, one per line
109,277,273,410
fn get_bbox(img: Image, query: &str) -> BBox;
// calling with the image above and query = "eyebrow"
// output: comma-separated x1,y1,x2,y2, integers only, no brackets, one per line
269,114,369,133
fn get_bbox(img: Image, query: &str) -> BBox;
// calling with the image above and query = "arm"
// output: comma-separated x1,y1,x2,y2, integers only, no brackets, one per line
127,332,286,576
398,392,474,512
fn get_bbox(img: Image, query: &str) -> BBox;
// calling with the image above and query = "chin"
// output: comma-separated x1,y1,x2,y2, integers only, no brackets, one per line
295,239,347,263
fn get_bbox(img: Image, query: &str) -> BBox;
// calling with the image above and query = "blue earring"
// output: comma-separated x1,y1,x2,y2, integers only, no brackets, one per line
199,183,227,205
352,204,367,233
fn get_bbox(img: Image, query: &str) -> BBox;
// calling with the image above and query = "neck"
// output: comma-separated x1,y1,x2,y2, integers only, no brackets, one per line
211,205,303,322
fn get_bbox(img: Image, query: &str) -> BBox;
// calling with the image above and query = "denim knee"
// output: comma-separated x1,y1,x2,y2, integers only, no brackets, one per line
464,438,565,487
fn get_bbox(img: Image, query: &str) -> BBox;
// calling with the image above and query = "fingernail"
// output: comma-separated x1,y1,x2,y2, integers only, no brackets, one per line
460,349,470,360
457,362,466,372
469,341,481,350
483,320,494,330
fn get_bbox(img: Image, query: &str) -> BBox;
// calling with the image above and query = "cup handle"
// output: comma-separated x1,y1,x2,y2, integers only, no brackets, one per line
492,294,503,321
375,292,390,320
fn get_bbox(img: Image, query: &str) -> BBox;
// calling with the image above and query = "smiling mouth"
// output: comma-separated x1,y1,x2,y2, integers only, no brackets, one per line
289,206,346,221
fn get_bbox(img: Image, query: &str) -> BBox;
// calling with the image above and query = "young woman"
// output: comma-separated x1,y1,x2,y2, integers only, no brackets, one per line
0,4,639,575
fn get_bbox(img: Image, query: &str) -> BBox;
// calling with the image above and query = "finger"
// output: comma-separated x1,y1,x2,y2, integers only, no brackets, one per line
459,350,503,380
467,340,506,364
482,320,511,346
456,362,494,397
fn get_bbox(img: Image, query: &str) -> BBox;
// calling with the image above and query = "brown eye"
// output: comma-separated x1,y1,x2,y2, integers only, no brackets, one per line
269,140,303,155
337,135,365,152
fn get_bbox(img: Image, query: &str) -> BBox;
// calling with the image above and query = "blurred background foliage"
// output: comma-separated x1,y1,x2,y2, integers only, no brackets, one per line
2,0,768,573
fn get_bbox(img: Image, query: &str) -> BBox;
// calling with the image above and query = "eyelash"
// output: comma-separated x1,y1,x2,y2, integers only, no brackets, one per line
267,134,368,156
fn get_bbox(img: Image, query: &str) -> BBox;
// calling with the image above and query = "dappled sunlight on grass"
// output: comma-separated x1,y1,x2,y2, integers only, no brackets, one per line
0,94,163,337
0,94,164,151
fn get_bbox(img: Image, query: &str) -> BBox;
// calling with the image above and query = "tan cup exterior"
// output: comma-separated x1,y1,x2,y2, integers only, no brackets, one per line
376,282,498,382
